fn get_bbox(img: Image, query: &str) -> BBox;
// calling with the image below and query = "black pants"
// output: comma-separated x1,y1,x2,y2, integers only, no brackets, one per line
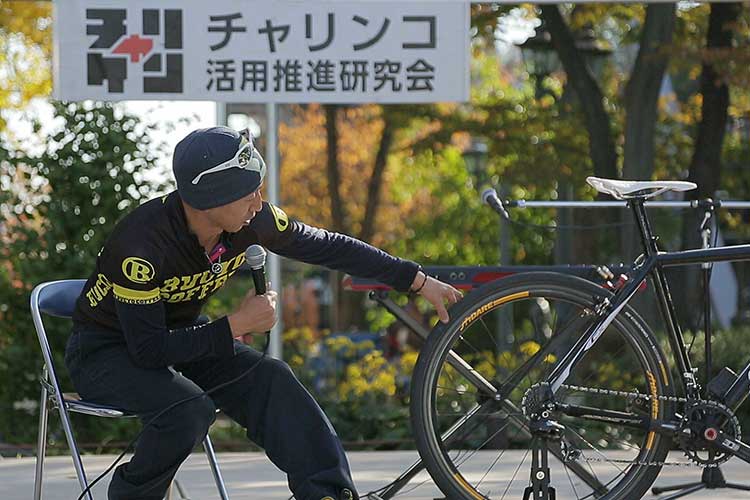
64,329,358,500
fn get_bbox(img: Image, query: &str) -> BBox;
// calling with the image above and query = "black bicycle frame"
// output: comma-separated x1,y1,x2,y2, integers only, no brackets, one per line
547,198,750,400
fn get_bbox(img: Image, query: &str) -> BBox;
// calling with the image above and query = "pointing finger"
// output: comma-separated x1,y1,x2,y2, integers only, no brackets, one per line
436,302,449,323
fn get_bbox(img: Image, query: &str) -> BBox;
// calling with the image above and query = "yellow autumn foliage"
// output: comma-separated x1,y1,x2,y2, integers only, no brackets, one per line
278,104,410,248
0,1,53,128
338,350,397,399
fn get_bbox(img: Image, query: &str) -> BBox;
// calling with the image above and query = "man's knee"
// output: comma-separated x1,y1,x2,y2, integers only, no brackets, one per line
263,358,298,385
168,394,216,437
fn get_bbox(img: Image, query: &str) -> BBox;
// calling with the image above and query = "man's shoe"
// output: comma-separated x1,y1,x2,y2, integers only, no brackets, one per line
340,489,354,500
320,487,354,500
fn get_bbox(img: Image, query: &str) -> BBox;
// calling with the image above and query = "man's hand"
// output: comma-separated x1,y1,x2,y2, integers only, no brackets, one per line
411,271,463,323
228,288,278,338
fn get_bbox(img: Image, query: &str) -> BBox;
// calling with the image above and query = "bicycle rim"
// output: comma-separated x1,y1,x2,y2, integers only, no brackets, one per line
411,273,672,500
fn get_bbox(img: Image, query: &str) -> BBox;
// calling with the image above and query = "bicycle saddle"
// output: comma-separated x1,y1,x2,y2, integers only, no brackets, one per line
587,176,697,200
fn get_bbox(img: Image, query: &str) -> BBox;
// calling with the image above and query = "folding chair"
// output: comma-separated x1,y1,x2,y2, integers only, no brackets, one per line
31,279,230,500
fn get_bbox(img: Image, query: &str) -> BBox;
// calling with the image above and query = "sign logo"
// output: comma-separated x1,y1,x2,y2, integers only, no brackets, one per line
86,8,183,93
122,257,155,284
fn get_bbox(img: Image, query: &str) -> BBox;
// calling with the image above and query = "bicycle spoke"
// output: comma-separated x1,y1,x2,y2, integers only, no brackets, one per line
567,426,626,475
498,399,608,495
563,457,581,499
452,419,513,469
500,448,530,500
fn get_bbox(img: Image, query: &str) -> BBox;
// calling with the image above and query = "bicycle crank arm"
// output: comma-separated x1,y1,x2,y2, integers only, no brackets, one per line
712,430,750,464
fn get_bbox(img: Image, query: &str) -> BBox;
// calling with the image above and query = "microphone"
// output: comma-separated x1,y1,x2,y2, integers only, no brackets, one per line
244,245,269,337
245,245,268,295
481,187,510,220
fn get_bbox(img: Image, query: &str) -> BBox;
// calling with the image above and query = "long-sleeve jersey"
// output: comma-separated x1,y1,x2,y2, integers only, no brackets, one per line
72,191,420,368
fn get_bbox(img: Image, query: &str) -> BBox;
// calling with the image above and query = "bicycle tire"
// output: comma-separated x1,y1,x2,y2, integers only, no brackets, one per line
411,272,674,500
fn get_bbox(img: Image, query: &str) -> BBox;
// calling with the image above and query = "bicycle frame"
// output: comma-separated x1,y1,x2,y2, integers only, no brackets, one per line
544,198,750,463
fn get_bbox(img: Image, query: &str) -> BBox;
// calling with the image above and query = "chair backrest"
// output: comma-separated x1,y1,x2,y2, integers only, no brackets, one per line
30,280,87,399
32,279,87,319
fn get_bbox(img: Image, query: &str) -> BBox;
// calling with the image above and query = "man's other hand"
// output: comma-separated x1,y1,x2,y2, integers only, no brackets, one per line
411,271,463,323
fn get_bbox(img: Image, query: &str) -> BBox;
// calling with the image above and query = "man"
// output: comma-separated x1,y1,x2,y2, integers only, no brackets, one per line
65,126,462,500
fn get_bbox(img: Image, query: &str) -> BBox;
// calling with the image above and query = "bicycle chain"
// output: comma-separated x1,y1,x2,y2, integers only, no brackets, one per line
559,383,688,404
557,383,717,468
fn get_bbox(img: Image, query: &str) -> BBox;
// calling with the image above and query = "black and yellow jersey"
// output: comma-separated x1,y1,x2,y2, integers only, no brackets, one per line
72,191,419,368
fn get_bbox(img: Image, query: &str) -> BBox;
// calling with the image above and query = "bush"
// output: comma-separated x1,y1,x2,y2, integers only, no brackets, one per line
284,327,420,449
0,101,163,453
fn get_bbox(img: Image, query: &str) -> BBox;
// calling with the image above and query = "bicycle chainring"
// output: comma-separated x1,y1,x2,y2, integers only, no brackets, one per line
677,400,741,467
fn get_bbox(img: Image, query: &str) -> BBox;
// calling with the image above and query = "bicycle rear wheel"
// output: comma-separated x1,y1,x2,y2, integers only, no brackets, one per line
410,272,674,500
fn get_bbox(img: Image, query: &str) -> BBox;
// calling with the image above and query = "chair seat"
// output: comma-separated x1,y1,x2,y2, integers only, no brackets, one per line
586,176,697,200
62,393,134,418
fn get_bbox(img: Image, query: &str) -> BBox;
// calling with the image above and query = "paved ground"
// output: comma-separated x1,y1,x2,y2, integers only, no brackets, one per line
3,451,750,499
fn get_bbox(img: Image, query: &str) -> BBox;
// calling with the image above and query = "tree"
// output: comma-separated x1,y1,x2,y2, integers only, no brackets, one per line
677,3,744,330
0,1,53,129
0,101,164,446
281,103,429,329
535,4,675,260
685,3,743,202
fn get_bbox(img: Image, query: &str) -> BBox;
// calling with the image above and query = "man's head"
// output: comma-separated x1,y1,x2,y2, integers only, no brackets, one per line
173,126,266,211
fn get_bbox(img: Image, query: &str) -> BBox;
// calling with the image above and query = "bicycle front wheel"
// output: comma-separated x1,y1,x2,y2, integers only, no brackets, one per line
411,272,674,500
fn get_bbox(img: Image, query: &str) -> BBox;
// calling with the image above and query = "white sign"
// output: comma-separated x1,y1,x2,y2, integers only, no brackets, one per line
54,0,470,103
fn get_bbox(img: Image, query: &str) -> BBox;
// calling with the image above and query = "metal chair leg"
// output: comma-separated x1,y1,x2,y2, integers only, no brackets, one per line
173,479,190,499
33,383,49,500
58,400,94,500
203,434,230,499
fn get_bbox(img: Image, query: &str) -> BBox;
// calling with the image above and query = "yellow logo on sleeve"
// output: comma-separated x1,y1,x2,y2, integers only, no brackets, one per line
270,204,289,232
122,257,155,284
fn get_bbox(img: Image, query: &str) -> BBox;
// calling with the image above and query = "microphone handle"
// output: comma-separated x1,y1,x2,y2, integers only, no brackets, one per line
249,266,270,337
251,267,267,295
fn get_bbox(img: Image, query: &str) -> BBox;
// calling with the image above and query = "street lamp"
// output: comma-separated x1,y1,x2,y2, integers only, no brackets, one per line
517,21,612,98
517,21,559,99
462,136,511,449
462,138,489,187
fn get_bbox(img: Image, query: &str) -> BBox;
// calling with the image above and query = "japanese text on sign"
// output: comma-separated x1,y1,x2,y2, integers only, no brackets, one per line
55,1,469,103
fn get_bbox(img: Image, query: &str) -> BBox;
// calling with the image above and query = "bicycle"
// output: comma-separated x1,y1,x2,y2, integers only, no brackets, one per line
408,177,750,500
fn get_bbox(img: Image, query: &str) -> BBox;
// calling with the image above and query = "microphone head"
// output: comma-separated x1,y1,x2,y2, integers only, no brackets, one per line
481,187,498,204
245,245,267,269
